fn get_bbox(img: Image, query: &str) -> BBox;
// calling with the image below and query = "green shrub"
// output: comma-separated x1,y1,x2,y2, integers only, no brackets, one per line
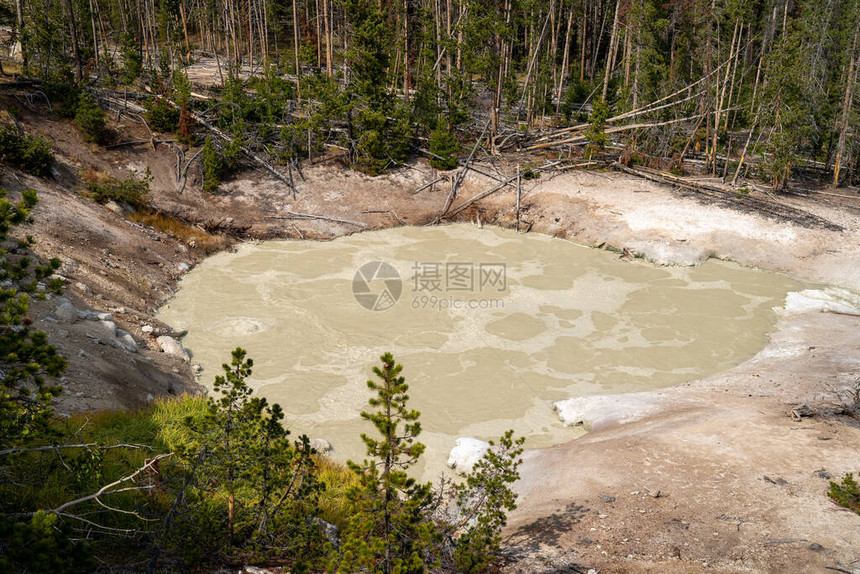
202,135,222,193
87,171,151,210
428,125,460,171
0,512,94,573
584,96,610,160
119,32,142,86
829,473,860,514
201,135,243,192
41,80,82,119
144,96,180,133
74,93,107,144
0,125,54,177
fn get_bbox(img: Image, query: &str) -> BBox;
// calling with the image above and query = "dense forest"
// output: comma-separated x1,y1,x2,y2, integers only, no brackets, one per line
2,0,859,187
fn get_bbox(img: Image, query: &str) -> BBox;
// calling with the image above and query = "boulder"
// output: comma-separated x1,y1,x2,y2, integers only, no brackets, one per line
157,336,190,361
447,438,490,471
114,329,138,353
311,517,339,547
310,438,332,453
53,298,78,323
96,320,117,339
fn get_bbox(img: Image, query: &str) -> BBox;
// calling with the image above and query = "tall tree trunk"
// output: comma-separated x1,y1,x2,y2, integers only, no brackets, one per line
64,0,82,82
323,0,332,76
602,0,622,100
403,0,409,99
834,29,859,185
15,0,27,69
711,19,738,174
88,0,99,66
179,1,192,62
293,0,302,103
555,6,573,115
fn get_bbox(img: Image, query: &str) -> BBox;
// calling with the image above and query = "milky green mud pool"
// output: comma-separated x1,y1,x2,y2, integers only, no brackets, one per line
157,224,803,477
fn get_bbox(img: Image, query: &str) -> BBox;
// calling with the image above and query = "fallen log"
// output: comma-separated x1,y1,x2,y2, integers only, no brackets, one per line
267,212,367,227
435,120,490,222
446,173,520,217
410,176,446,195
362,209,406,225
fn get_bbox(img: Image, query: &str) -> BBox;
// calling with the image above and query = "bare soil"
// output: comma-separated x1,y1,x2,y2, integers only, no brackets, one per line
3,94,859,572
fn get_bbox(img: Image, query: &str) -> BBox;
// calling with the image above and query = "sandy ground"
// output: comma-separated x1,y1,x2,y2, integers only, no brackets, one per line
3,96,860,572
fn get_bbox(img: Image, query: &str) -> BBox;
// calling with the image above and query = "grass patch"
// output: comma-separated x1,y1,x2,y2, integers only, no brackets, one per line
315,455,359,531
129,211,228,253
150,393,210,451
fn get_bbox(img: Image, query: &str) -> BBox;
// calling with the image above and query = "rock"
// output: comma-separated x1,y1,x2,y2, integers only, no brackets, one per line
447,437,490,471
74,281,90,294
554,392,662,430
311,517,339,547
76,309,114,322
96,320,117,339
157,335,190,360
310,438,332,453
114,329,138,353
241,567,274,574
105,200,123,214
598,494,616,503
53,298,78,323
781,287,860,316
78,349,92,360
141,325,154,334
178,262,190,272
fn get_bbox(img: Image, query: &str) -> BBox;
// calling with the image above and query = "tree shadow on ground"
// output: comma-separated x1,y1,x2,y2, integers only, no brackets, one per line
499,502,593,574
505,502,589,552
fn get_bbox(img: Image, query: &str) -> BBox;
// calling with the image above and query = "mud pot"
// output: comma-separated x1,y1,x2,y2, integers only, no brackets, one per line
158,224,805,477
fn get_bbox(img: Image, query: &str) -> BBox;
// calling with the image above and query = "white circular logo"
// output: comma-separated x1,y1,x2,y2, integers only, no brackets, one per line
352,261,402,311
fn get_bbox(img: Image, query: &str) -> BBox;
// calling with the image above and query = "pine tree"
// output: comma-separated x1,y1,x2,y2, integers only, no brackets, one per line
201,135,221,193
164,348,321,567
335,352,438,574
584,96,610,159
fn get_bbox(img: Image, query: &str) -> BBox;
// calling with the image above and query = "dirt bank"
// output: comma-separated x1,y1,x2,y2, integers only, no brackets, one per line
4,102,860,572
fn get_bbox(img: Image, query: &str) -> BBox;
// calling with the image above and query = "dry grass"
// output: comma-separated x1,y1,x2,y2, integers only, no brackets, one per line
79,168,114,185
130,211,228,254
315,455,359,530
